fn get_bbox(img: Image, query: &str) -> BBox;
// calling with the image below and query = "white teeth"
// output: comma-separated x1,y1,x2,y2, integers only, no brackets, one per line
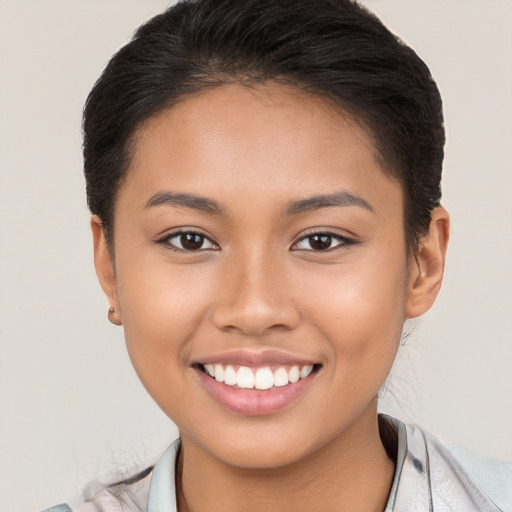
273,367,289,387
224,365,237,386
300,365,314,378
255,367,274,390
214,364,225,382
205,364,215,378
288,365,300,383
237,366,255,389
203,362,316,389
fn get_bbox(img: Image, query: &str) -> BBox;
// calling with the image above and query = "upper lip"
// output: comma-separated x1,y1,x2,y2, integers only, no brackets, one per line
196,350,319,367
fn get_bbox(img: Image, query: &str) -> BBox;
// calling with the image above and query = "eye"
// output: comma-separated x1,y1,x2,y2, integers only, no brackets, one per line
293,232,350,251
162,231,218,251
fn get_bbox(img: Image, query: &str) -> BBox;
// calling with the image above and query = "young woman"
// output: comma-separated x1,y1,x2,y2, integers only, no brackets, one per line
43,0,511,510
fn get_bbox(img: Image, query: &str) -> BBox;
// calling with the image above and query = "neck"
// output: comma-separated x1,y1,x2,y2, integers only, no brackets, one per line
176,402,395,512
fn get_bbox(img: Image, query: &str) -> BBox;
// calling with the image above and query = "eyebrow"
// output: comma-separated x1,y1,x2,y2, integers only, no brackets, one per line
144,189,374,216
144,191,224,215
285,191,375,215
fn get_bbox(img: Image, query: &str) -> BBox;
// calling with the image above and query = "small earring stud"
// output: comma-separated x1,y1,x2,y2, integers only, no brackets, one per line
108,306,122,326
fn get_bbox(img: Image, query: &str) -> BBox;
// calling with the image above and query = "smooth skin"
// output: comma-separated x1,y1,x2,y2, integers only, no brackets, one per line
93,83,449,512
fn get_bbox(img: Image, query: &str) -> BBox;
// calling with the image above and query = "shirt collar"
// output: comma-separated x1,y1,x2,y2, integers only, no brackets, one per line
147,415,498,512
146,417,409,512
147,438,180,512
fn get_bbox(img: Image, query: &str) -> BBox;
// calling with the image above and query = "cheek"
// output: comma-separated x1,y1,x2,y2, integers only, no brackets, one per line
117,247,216,324
114,254,216,391
303,254,408,369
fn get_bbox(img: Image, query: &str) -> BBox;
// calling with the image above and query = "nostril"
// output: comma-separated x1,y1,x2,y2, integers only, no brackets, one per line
211,304,301,337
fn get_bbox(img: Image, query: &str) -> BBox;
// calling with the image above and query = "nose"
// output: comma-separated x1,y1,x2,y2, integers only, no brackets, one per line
211,249,301,337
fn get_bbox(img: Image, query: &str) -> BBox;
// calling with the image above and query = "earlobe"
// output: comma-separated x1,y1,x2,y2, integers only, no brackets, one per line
91,215,122,326
405,207,450,319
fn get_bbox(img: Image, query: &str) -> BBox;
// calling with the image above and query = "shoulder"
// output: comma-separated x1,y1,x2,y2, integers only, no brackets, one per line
402,418,511,512
380,414,512,512
426,431,512,512
41,466,154,512
40,439,182,512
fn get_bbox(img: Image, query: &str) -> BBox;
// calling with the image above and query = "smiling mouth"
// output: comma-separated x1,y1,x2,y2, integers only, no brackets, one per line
195,363,321,390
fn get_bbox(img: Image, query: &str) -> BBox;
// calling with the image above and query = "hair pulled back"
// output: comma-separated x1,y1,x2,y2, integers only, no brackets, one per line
83,0,444,250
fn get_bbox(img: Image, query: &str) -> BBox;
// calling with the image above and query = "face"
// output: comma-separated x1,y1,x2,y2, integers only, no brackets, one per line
94,83,444,469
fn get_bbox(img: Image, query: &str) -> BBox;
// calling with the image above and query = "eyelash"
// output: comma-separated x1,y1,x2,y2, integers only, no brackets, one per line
157,229,356,253
292,230,356,252
157,230,219,252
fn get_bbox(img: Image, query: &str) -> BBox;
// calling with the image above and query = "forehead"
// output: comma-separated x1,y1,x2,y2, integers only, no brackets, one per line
122,83,401,215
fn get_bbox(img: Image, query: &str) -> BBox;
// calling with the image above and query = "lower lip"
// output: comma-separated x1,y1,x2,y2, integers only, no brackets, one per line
195,368,317,416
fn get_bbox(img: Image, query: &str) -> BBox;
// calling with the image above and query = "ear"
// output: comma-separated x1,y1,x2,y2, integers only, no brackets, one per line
405,207,450,319
91,215,122,326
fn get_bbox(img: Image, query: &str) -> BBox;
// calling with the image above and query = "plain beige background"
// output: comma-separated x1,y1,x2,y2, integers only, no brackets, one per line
1,1,511,511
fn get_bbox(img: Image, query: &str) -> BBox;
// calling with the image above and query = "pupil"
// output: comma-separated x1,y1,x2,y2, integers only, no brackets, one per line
181,233,203,250
310,234,332,251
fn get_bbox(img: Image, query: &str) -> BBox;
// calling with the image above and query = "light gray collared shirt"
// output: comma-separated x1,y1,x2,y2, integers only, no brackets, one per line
43,415,512,512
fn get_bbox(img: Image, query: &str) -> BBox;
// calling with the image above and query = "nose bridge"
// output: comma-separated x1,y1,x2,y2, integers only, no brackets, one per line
211,245,300,335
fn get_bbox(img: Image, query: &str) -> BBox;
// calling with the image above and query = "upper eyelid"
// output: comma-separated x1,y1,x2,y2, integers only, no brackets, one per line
293,229,353,243
157,227,214,240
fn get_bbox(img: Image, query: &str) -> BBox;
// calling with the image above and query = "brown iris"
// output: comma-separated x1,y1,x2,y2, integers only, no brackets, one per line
180,233,205,250
308,234,333,251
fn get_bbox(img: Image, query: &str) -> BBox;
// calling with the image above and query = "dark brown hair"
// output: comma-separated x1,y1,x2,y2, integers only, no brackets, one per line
83,0,444,250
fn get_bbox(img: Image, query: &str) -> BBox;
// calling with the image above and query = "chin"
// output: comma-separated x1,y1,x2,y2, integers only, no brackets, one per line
184,420,329,471
216,441,313,470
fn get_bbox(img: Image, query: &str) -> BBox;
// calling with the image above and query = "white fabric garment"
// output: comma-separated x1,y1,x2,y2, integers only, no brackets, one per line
42,415,512,512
